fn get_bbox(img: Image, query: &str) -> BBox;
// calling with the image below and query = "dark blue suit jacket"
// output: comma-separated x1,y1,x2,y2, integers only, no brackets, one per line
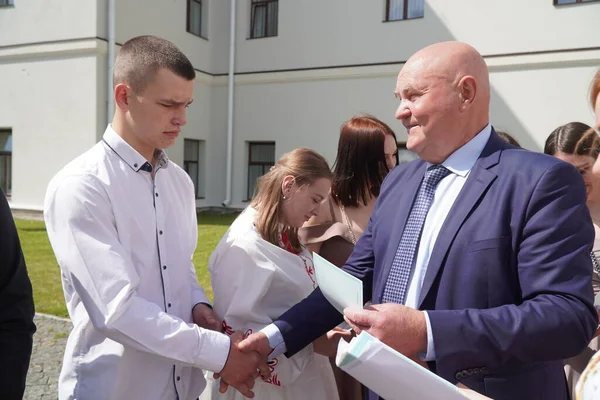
274,131,599,400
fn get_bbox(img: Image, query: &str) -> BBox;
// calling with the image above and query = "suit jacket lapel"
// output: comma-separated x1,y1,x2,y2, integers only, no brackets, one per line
417,133,504,308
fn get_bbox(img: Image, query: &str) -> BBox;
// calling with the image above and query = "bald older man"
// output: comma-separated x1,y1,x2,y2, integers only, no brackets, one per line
237,42,598,400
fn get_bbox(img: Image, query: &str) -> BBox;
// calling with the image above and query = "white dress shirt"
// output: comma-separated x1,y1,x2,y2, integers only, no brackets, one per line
44,125,230,400
263,124,492,362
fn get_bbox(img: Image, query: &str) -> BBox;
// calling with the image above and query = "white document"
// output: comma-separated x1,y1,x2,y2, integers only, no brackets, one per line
336,332,468,400
312,253,363,314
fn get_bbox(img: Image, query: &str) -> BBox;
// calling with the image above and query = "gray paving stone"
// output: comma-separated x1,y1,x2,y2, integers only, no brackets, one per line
23,314,71,400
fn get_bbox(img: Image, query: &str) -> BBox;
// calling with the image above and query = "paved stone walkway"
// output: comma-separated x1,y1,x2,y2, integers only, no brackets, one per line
24,314,71,400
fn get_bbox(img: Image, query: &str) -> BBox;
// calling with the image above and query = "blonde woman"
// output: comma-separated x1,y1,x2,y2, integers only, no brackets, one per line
202,148,342,400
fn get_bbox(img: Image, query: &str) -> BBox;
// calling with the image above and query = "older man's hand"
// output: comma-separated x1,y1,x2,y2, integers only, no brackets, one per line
344,303,428,360
217,331,270,398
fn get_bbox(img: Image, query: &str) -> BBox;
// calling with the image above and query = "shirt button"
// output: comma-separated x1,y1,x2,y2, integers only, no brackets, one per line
163,265,167,270
176,376,181,381
168,303,171,308
155,193,159,197
159,230,163,235
134,163,138,168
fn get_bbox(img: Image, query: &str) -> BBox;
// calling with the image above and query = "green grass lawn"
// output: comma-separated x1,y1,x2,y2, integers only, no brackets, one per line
15,213,237,318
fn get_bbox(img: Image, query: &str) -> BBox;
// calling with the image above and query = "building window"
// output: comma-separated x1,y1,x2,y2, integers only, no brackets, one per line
0,129,12,196
247,142,275,200
554,0,599,4
397,142,419,164
250,0,278,39
183,139,206,199
385,0,424,21
0,0,14,6
554,0,598,6
187,0,208,39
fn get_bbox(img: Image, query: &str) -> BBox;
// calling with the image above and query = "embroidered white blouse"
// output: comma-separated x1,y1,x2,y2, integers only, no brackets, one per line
200,207,339,400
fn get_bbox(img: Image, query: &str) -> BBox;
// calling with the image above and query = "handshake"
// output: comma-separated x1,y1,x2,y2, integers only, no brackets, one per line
214,329,352,398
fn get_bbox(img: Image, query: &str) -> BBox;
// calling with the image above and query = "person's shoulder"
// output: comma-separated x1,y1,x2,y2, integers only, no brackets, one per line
218,208,260,246
166,159,195,188
500,147,559,166
379,159,426,191
46,143,107,195
498,147,577,178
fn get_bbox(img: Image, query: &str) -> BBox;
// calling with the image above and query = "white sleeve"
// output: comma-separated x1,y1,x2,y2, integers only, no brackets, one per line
44,174,230,373
210,241,314,387
185,176,211,308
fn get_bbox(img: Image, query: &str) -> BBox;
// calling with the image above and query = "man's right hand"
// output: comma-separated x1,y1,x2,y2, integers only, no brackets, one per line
238,331,273,360
217,331,269,398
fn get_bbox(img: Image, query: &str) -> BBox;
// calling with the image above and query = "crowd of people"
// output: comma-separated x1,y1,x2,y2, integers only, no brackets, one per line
2,34,600,400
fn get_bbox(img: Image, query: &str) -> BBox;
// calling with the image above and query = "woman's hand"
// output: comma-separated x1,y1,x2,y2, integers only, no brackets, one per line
313,327,354,357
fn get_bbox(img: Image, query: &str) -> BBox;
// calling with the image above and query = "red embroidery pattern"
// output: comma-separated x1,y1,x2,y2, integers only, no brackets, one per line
222,320,253,338
299,255,317,289
280,231,298,254
261,358,281,386
222,320,234,336
280,232,317,289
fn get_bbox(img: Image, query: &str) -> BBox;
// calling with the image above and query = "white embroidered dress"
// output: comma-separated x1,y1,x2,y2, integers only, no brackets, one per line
200,207,339,400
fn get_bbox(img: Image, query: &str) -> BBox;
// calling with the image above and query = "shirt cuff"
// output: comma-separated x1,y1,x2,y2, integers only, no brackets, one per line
197,329,231,373
260,323,287,359
419,311,436,362
191,288,211,309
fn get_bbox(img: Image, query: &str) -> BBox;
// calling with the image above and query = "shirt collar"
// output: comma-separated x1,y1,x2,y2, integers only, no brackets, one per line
102,125,169,173
428,123,492,177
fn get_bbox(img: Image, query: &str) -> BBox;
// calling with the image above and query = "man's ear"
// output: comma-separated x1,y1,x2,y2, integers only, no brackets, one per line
458,76,477,111
114,83,131,111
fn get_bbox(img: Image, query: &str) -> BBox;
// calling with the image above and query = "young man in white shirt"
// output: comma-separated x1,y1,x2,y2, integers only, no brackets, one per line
44,35,265,400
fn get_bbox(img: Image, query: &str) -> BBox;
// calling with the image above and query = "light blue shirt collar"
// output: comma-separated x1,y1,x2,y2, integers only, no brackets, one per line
427,123,492,177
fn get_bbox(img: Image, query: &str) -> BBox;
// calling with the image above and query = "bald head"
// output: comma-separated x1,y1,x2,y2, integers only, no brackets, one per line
405,42,490,109
394,42,491,163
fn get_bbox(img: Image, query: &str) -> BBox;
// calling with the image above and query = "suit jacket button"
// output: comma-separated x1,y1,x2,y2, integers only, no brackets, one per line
455,372,463,380
466,369,474,376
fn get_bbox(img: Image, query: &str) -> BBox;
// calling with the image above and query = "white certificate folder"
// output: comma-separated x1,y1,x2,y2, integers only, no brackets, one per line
312,253,363,314
336,332,468,400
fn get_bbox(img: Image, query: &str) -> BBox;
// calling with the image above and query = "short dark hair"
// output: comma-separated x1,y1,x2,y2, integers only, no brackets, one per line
332,115,398,207
496,130,521,148
113,35,195,92
544,122,599,159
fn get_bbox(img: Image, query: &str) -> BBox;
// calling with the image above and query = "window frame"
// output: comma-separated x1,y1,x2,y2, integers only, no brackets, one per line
246,141,276,201
183,138,205,200
249,0,278,39
554,0,600,4
187,0,207,39
0,129,12,196
384,0,425,22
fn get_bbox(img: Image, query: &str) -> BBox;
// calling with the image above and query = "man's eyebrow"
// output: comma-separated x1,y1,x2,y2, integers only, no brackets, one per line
159,99,194,106
394,85,417,97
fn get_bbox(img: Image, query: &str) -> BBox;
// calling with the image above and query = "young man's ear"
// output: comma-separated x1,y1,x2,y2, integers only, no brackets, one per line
114,83,131,111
